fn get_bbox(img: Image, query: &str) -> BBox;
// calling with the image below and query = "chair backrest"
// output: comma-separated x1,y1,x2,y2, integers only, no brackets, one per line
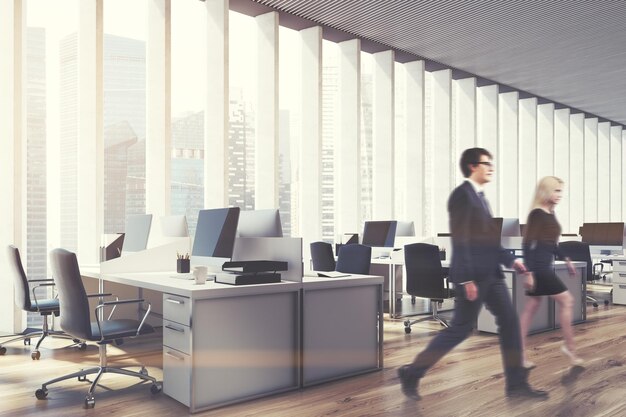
49,248,93,340
558,241,593,282
310,241,336,271
404,243,447,299
7,245,31,311
335,244,371,275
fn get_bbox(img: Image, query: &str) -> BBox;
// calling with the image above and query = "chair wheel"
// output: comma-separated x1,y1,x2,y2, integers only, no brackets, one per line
31,350,41,360
24,338,31,346
84,395,95,408
78,374,87,382
73,338,80,343
35,388,48,400
79,342,87,350
604,300,610,306
140,366,149,376
404,327,412,334
150,383,162,394
593,302,599,308
0,346,6,355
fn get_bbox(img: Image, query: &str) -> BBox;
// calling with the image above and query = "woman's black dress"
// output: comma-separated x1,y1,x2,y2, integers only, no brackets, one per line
523,208,567,296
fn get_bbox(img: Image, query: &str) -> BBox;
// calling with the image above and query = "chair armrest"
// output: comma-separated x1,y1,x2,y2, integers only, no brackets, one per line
100,298,145,307
94,299,151,341
31,283,57,311
86,293,113,298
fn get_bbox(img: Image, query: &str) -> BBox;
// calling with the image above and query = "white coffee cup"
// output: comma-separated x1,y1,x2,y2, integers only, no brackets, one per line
193,266,208,284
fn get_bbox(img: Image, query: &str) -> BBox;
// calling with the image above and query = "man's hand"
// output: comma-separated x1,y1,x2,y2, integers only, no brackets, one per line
566,258,576,276
524,272,535,291
464,281,478,301
512,259,527,273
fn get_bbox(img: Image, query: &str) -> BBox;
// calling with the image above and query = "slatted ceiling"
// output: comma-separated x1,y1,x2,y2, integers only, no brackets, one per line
253,0,626,126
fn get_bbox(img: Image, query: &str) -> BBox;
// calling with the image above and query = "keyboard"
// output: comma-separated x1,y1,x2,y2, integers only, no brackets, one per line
170,273,195,280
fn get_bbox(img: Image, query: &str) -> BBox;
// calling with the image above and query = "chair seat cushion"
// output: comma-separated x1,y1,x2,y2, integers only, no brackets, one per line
27,298,60,313
89,319,154,342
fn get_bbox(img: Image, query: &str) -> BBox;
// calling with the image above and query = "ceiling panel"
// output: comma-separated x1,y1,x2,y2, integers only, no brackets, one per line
253,0,626,125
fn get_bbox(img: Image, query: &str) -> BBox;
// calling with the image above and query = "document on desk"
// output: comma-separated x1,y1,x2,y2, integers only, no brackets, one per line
315,271,351,278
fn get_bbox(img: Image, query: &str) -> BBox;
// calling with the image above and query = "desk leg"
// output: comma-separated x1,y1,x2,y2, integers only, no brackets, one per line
389,263,396,319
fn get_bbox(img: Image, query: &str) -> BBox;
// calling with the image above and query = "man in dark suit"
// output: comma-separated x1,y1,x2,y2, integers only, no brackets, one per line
398,148,548,400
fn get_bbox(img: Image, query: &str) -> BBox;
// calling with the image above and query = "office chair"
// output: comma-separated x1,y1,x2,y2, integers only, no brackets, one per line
36,248,161,409
335,244,372,275
310,241,336,271
0,245,82,359
558,241,610,307
403,243,455,334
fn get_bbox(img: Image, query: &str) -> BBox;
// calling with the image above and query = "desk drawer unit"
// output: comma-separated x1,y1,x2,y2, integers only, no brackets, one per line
612,259,626,305
163,293,191,326
163,347,191,407
163,319,192,355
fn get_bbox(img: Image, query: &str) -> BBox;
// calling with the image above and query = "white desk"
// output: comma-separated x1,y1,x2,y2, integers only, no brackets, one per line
477,261,586,334
610,258,626,304
81,268,383,412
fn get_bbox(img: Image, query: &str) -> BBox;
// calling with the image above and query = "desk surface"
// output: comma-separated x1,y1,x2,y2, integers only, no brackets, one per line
81,266,301,300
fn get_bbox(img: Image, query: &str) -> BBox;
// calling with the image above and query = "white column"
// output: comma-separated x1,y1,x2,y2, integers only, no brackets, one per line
430,69,452,233
610,126,623,221
372,50,394,219
0,0,24,333
403,60,424,235
498,91,519,218
569,114,585,233
146,0,171,218
335,39,361,234
299,26,322,241
453,77,476,185
518,97,537,219
554,108,571,231
536,103,555,179
583,117,598,222
597,121,610,221
205,0,228,208
476,84,499,213
77,0,103,263
255,11,279,209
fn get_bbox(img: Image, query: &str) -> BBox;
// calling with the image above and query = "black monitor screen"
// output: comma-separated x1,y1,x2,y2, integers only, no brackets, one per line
192,207,240,258
362,221,397,247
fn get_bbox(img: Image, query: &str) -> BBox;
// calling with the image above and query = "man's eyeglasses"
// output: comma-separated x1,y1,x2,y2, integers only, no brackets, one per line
473,161,494,168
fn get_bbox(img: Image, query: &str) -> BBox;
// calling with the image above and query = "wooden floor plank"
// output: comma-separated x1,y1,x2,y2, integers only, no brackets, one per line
1,304,625,416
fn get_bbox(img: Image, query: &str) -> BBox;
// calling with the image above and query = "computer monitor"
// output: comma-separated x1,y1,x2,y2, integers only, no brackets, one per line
191,207,241,269
395,221,415,237
582,222,625,255
160,215,189,237
122,214,153,253
362,221,397,248
236,209,283,237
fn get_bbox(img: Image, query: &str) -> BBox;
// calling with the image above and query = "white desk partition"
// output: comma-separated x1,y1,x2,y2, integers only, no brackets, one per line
100,238,191,274
232,237,303,283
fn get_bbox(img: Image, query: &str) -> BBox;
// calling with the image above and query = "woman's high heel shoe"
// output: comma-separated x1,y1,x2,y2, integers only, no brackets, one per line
561,345,584,366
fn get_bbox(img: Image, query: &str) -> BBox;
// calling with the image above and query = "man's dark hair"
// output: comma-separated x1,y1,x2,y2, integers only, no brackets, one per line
459,147,492,178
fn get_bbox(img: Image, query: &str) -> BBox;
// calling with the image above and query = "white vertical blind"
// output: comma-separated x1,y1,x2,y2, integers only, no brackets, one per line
569,114,585,232
518,97,537,218
498,91,519,218
430,69,452,233
609,126,623,221
477,84,498,213
453,77,476,186
554,108,570,231
536,103,555,179
583,117,598,222
597,121,611,221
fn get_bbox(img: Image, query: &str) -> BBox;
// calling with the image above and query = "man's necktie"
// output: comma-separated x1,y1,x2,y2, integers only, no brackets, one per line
477,191,492,216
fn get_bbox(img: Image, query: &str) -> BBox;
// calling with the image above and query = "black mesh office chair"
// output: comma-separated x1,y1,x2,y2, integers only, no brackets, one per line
403,243,455,334
336,244,372,275
558,241,609,307
35,248,161,409
310,241,336,271
0,245,81,359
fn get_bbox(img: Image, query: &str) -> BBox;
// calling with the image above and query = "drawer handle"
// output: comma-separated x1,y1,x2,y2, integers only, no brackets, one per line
620,273,626,278
165,350,184,361
165,324,185,333
618,262,626,266
620,285,626,289
165,298,184,305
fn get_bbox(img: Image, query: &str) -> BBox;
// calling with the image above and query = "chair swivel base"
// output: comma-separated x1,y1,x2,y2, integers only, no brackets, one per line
36,364,162,408
404,315,449,334
0,330,84,359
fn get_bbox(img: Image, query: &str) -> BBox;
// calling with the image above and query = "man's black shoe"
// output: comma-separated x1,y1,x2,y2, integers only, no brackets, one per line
506,384,549,400
398,365,421,400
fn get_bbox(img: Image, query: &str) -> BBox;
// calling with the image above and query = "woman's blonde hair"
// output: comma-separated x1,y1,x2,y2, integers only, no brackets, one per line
530,176,564,212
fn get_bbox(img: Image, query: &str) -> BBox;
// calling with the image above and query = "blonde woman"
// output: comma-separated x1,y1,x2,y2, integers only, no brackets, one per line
520,176,583,368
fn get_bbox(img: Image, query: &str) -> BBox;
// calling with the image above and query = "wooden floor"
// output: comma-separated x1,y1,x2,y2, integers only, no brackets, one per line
2,300,626,417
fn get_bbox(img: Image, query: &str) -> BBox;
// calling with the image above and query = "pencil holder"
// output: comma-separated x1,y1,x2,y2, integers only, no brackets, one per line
177,258,190,273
